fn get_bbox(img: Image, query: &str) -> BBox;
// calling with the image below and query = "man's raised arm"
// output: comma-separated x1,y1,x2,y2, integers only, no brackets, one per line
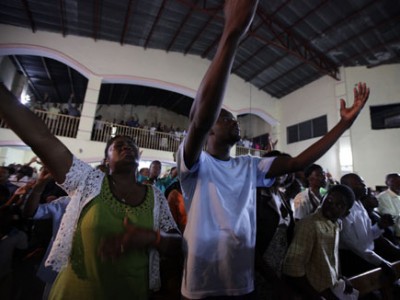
183,0,259,169
267,82,370,177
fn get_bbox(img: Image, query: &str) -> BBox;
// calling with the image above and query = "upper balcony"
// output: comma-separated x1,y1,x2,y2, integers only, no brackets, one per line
0,109,267,163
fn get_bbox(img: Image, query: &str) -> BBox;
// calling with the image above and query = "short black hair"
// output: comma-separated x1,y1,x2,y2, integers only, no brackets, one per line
340,173,360,186
385,173,400,184
18,165,34,177
327,184,355,210
150,160,161,167
304,164,322,179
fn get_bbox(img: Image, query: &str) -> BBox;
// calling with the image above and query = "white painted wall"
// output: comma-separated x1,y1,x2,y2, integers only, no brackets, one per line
278,65,400,188
238,114,272,139
344,65,400,187
278,75,341,178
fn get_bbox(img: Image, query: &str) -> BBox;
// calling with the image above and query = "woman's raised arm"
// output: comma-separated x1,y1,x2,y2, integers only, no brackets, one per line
0,84,72,183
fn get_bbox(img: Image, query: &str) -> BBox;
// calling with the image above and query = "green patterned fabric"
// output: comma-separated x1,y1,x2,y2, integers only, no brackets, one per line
50,177,154,300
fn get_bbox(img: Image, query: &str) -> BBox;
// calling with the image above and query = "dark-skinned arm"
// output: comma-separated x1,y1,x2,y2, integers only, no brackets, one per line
0,84,72,183
184,0,259,169
3,182,34,207
267,82,370,178
22,167,52,218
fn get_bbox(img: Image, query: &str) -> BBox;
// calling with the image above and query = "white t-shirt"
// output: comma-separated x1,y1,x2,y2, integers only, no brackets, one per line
178,144,275,298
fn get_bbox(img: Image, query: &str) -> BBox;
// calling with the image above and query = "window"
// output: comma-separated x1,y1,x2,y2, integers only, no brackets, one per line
287,115,327,144
370,103,400,130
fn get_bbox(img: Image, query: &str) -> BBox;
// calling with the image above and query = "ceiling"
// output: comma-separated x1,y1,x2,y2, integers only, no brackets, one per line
1,0,399,117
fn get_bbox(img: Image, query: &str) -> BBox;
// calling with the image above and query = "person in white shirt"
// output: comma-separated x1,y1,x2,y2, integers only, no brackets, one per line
378,173,400,240
339,173,400,279
293,164,326,220
178,0,370,298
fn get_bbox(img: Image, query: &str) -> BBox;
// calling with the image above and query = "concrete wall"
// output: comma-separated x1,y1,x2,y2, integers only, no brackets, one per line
278,75,341,178
277,65,400,187
344,65,400,187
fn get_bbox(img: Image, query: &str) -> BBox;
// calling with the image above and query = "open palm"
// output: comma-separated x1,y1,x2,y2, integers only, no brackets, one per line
340,82,370,123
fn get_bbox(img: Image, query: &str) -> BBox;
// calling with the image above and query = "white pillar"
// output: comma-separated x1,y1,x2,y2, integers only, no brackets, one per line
77,74,102,140
336,67,353,175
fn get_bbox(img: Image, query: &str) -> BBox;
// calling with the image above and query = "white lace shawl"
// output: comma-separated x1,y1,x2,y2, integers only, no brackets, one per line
45,156,178,291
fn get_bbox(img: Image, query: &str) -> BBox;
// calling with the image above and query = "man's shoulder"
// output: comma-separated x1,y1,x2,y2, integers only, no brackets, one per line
377,190,391,199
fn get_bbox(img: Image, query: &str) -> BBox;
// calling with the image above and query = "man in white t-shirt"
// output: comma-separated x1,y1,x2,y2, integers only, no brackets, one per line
178,1,370,299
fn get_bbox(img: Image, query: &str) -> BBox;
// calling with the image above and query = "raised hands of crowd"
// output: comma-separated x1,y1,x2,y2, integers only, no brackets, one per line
3,180,36,207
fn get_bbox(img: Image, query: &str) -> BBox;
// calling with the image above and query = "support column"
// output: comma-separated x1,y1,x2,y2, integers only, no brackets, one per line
336,67,353,174
77,74,102,140
230,112,238,157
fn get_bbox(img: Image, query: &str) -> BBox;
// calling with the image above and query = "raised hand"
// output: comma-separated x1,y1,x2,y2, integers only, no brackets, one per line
340,82,370,125
37,167,52,184
14,184,32,196
223,0,259,39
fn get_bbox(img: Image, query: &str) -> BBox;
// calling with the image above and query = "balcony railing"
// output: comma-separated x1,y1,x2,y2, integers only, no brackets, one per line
91,120,183,153
0,109,80,138
1,110,266,157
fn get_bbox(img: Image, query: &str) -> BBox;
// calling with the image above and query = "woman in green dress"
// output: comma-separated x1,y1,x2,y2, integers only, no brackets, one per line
0,84,182,299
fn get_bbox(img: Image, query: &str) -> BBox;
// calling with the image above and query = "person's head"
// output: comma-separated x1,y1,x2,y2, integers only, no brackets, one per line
104,135,140,174
304,164,326,188
139,167,150,178
385,173,400,195
208,109,240,146
340,173,367,200
0,167,10,184
16,165,34,180
321,184,355,222
149,160,162,179
360,192,379,211
169,166,178,179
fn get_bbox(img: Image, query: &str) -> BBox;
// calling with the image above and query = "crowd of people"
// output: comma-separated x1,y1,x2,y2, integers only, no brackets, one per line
0,1,399,300
30,93,81,118
1,154,400,299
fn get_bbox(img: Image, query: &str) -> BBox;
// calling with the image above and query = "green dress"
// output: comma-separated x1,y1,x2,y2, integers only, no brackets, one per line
50,178,154,300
